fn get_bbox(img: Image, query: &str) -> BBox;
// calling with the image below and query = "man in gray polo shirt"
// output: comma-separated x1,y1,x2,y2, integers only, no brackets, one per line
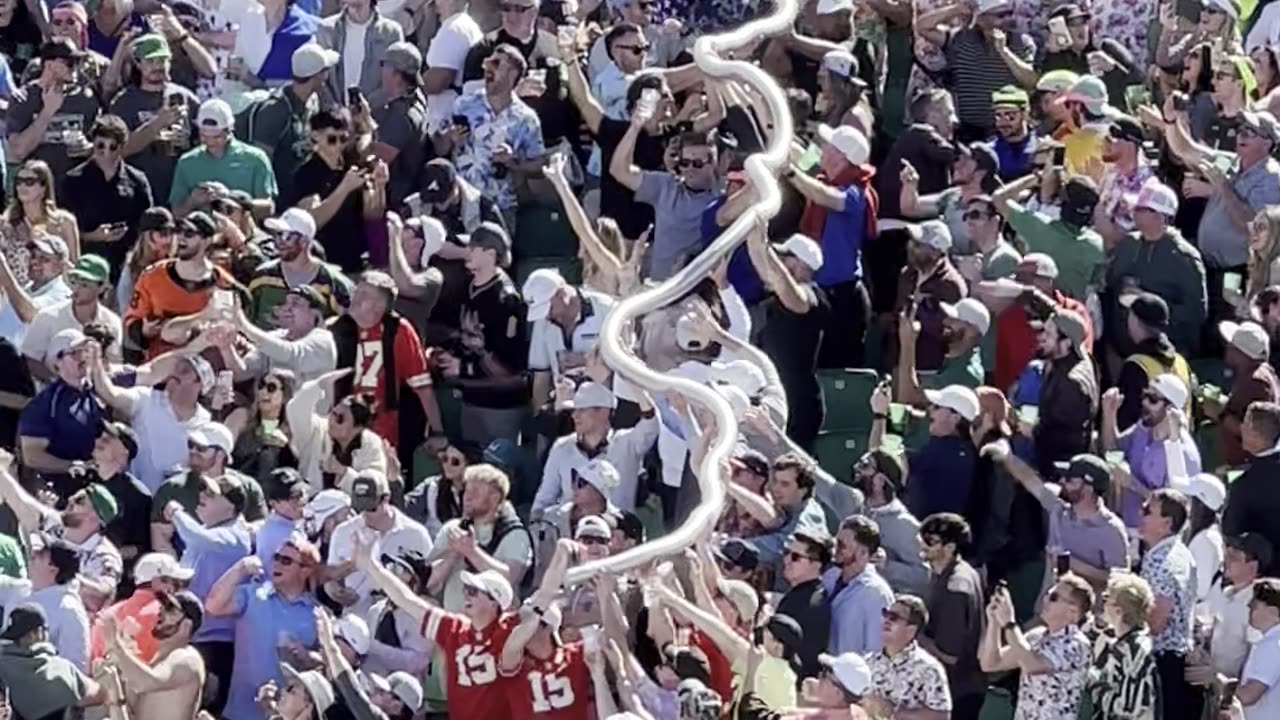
1171,109,1280,326
982,444,1128,599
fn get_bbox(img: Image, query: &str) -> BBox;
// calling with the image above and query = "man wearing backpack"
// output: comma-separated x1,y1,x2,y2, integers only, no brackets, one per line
237,42,339,205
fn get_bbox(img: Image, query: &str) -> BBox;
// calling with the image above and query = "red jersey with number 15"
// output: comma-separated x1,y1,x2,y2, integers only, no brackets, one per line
423,610,518,719
505,641,591,720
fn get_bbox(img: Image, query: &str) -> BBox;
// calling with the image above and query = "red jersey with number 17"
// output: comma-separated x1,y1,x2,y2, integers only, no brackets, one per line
423,610,518,719
506,641,591,720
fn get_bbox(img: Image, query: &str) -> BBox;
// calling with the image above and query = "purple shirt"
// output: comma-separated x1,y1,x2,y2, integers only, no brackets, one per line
1117,424,1202,527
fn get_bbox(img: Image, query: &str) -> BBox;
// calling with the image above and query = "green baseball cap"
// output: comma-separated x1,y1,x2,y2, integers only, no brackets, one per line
68,254,110,285
132,33,171,62
83,484,118,525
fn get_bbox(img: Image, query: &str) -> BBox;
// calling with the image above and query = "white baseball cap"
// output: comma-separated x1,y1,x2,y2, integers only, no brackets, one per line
1018,252,1060,279
822,49,857,79
575,458,621,498
719,360,766,397
816,123,869,166
566,382,616,410
292,42,339,78
711,381,751,422
1133,178,1179,217
197,98,234,132
263,207,317,240
336,614,371,656
676,312,710,351
923,385,981,421
775,233,824,272
47,328,91,366
386,671,424,712
1186,473,1227,511
818,652,872,696
815,0,852,12
522,268,569,321
574,514,612,540
282,664,335,714
941,298,991,335
672,360,713,385
1149,373,1189,409
132,552,195,583
188,422,234,456
460,569,515,609
414,216,448,263
1220,320,1271,362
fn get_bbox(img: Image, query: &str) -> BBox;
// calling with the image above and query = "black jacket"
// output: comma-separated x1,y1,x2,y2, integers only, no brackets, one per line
1223,452,1280,574
1034,350,1098,478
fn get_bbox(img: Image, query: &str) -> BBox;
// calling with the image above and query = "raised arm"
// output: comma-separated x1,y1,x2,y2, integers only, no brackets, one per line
545,155,623,287
0,451,51,530
744,219,810,313
653,582,750,663
352,530,437,625
102,614,199,693
608,117,646,193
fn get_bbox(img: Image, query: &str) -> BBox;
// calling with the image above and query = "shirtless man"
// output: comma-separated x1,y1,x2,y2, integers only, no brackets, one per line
102,589,207,720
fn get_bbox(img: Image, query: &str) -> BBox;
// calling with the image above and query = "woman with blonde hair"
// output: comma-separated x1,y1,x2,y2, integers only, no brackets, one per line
1088,571,1160,720
543,152,646,297
0,160,80,288
1246,205,1280,298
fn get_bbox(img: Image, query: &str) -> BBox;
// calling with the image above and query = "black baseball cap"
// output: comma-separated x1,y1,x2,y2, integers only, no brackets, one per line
1053,453,1112,495
139,207,175,233
157,590,205,634
0,603,47,640
287,285,327,313
764,614,804,662
179,211,218,238
856,448,904,492
465,222,512,267
1109,115,1145,145
99,420,139,461
713,538,759,571
266,467,306,502
662,644,711,684
420,159,458,204
1121,291,1171,330
959,142,1000,177
40,37,84,61
730,448,769,478
382,549,431,588
606,509,645,543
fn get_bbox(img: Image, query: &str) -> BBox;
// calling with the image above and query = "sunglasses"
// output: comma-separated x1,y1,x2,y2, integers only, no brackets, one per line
1215,70,1240,81
94,140,119,153
442,454,464,467
579,535,610,546
993,110,1022,121
616,44,650,55
1047,589,1062,603
881,608,908,623
273,553,298,567
15,176,42,186
963,210,991,221
678,158,709,169
573,476,591,489
499,3,536,11
50,17,79,26
322,133,349,146
329,409,350,424
1142,391,1165,404
261,381,282,393
785,550,815,563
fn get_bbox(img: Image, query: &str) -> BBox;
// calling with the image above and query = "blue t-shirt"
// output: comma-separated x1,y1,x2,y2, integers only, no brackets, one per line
16,380,102,463
813,183,866,288
257,6,320,83
994,133,1038,182
907,434,977,520
702,196,766,305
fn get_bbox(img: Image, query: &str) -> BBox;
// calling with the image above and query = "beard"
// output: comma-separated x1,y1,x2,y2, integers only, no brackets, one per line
1061,487,1083,504
60,510,83,529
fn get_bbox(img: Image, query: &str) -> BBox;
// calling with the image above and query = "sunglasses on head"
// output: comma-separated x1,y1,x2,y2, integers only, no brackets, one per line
678,158,708,169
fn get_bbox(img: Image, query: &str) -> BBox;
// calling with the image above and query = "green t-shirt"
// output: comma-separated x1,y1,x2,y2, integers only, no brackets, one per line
0,535,26,578
168,137,279,206
925,347,984,390
1005,205,1104,299
150,470,268,523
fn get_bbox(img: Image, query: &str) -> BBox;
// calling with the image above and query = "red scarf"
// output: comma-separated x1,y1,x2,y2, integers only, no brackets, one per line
799,163,879,243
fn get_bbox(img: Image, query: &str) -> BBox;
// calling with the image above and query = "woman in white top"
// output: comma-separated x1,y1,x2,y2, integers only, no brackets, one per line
288,368,388,493
1186,474,1227,608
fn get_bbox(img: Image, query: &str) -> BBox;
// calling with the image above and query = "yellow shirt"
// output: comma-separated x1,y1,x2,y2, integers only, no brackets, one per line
1063,125,1107,182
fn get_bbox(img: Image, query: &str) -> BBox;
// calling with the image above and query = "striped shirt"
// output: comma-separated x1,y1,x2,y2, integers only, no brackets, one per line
944,28,1035,130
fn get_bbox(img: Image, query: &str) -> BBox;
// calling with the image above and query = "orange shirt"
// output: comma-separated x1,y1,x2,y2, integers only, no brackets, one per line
90,588,161,662
123,260,239,359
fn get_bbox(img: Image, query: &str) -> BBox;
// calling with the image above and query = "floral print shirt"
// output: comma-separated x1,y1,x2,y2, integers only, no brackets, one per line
1087,627,1160,720
1140,535,1197,654
1099,161,1158,234
1093,0,1158,66
865,641,953,712
452,90,545,212
1015,624,1091,720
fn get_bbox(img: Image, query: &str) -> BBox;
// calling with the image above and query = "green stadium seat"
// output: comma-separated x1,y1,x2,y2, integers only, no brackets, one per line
515,204,578,259
811,431,864,479
817,368,882,432
437,386,464,443
514,256,583,288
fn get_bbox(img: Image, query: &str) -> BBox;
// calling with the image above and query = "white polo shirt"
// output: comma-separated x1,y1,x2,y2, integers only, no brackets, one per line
327,508,433,616
124,387,211,494
532,416,659,513
21,299,123,364
1207,580,1256,678
527,290,614,380
1244,624,1280,719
